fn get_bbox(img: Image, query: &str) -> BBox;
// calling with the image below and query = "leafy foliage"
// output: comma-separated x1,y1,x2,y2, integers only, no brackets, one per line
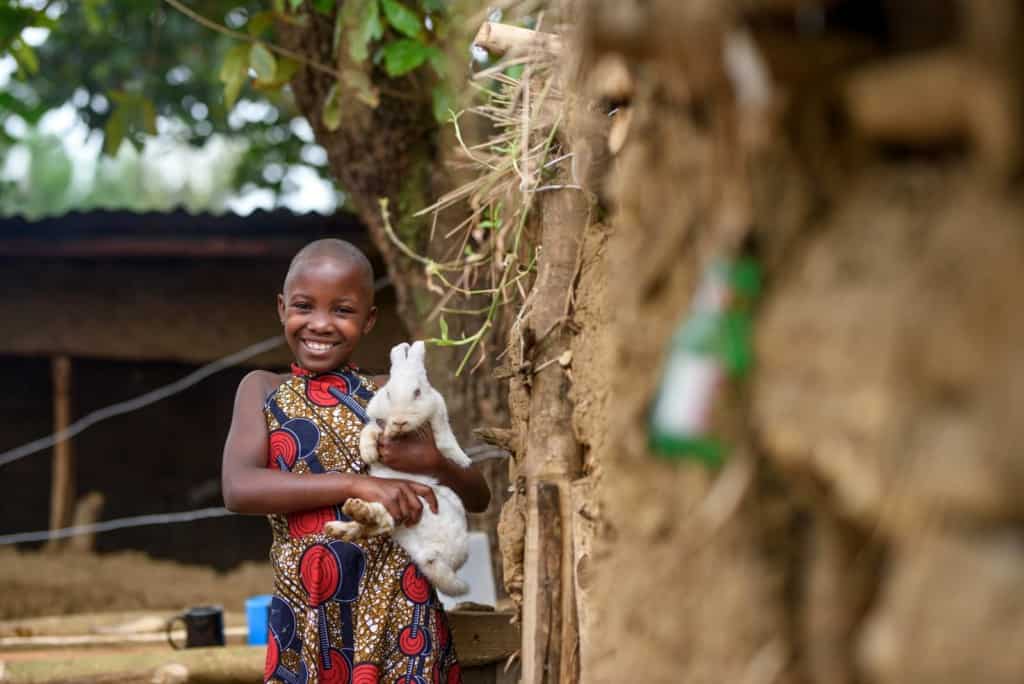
277,0,452,129
0,0,459,202
0,0,329,198
0,130,248,218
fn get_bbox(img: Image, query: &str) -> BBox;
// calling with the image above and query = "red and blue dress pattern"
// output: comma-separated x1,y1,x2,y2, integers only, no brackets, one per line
263,366,461,684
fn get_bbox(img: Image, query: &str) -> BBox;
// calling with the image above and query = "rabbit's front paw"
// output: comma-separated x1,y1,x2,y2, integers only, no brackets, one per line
323,520,362,542
359,423,383,464
342,498,394,531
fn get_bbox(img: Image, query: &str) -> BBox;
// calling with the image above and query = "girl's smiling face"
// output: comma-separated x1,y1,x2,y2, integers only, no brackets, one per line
277,256,377,373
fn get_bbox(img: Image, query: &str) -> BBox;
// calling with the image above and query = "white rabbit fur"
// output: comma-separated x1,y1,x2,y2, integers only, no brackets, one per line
323,340,472,596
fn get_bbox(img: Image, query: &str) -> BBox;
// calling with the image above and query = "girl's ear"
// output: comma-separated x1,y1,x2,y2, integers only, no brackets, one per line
276,293,286,325
362,305,378,335
390,342,410,366
410,340,426,362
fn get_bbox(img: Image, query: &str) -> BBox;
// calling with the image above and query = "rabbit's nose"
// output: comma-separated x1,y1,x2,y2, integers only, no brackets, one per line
392,419,408,429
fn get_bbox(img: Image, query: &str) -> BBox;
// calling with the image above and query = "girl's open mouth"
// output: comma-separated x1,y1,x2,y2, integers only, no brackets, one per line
301,339,338,353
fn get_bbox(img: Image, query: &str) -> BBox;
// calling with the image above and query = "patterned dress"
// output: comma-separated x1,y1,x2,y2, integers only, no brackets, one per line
262,365,461,684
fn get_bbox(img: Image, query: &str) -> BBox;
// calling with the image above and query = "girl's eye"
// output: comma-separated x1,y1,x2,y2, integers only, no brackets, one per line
293,302,312,311
334,308,353,315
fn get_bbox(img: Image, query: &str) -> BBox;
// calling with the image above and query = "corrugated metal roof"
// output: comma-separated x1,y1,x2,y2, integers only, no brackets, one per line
0,208,368,258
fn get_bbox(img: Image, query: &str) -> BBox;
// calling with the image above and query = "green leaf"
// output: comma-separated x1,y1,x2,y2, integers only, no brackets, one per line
0,92,44,124
103,108,126,156
322,82,343,131
0,6,35,48
313,0,335,14
381,38,433,77
428,49,447,76
247,11,274,37
219,44,251,110
380,0,422,39
10,39,38,75
250,43,277,82
347,0,382,63
255,57,299,89
289,0,304,10
83,0,105,34
422,0,445,12
438,315,449,341
141,98,156,135
431,84,453,123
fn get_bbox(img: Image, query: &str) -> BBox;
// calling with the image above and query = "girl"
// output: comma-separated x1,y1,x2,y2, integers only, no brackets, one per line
222,239,490,684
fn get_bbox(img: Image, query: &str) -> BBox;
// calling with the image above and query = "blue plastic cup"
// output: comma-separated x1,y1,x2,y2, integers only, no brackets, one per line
245,594,273,646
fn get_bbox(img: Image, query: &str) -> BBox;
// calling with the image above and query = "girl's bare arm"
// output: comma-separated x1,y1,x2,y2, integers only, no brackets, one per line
221,371,437,521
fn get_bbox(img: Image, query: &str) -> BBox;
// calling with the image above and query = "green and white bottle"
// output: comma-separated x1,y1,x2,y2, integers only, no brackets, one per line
648,256,760,466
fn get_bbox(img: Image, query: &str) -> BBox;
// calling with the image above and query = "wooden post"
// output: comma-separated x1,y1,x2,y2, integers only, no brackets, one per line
48,355,74,550
474,22,563,58
522,482,563,682
520,185,587,683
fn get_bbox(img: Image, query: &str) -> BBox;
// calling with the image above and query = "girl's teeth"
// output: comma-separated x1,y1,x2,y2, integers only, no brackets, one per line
305,341,332,352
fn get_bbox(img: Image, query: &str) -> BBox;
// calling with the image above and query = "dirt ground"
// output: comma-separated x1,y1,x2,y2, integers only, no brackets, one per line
0,548,272,620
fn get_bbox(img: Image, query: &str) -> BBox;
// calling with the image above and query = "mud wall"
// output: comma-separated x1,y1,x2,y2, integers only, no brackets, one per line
567,1,1024,682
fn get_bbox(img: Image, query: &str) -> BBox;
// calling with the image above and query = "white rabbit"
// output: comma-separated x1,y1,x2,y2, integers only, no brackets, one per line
323,340,472,596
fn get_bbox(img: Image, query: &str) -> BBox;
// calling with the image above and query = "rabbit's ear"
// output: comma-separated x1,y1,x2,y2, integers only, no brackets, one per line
390,342,410,365
409,340,426,363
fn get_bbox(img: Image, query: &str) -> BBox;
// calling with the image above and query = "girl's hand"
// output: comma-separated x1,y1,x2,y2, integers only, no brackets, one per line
377,426,450,478
352,475,439,526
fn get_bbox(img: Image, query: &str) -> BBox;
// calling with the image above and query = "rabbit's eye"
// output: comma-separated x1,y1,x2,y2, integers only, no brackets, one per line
413,388,421,399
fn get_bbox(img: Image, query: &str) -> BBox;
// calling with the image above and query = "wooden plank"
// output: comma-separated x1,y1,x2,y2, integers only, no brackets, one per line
1,646,508,684
46,356,73,551
521,482,562,683
447,610,521,667
0,610,518,666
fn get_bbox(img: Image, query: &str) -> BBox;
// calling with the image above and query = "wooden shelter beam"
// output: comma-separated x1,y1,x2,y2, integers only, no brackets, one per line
47,355,74,550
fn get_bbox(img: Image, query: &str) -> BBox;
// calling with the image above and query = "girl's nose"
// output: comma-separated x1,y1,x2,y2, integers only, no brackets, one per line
308,313,331,331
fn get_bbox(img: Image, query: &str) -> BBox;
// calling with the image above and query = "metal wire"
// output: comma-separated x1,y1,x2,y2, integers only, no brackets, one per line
0,275,394,470
0,506,236,545
0,335,286,469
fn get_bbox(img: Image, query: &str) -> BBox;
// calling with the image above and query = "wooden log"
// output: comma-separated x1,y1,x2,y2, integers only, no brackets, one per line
473,426,520,455
519,184,588,683
474,22,563,58
522,481,563,683
47,355,74,551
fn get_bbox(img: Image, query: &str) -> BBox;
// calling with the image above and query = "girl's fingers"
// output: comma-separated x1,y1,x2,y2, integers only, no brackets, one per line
399,489,417,525
415,484,439,513
385,494,405,524
404,488,423,524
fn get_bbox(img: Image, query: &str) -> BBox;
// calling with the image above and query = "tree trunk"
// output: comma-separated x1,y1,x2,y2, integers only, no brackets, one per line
277,5,504,440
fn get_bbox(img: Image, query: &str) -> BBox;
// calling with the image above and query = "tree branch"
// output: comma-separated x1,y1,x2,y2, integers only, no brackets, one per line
161,0,344,80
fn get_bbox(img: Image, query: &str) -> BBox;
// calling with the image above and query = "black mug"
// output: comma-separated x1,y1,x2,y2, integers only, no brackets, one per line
166,605,226,649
